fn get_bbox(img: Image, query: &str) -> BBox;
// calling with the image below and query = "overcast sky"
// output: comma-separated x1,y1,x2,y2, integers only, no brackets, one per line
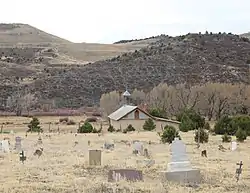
1,0,250,43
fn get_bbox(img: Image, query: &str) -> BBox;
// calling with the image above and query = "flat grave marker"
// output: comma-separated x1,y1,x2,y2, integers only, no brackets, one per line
108,169,143,182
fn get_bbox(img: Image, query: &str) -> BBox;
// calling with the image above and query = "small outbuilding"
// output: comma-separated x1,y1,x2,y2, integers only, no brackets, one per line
108,105,180,131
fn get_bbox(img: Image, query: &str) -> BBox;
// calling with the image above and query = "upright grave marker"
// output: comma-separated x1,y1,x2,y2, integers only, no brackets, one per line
15,136,22,151
0,140,10,153
160,138,201,184
133,141,143,155
89,150,102,166
37,136,43,145
231,141,237,151
236,161,243,182
19,151,26,164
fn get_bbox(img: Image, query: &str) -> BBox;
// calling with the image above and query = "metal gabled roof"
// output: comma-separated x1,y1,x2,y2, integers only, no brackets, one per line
122,90,131,97
108,105,137,121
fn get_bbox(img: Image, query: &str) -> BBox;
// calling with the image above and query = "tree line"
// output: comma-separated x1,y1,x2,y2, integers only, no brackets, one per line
100,83,250,120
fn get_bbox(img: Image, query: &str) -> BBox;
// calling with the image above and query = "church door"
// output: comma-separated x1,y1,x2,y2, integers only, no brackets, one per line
134,110,139,120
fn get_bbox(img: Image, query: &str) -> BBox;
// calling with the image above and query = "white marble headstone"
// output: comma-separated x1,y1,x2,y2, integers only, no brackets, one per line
231,141,237,151
170,138,189,162
133,142,143,154
1,140,10,153
168,138,192,172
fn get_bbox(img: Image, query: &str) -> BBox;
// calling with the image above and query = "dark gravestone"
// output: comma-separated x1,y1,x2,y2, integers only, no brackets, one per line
19,150,26,164
108,169,143,182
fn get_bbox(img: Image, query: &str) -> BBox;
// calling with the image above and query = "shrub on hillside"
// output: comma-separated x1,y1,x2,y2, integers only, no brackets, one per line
27,117,43,133
177,108,205,129
231,115,250,135
214,115,250,136
177,108,205,132
107,125,115,132
123,124,136,133
222,133,232,142
194,129,209,143
204,122,211,131
92,112,102,117
124,124,135,133
236,128,247,142
66,120,76,125
148,108,166,118
143,118,156,131
214,116,232,135
179,114,195,132
85,117,98,122
78,122,93,133
161,125,181,144
59,117,69,123
92,127,101,133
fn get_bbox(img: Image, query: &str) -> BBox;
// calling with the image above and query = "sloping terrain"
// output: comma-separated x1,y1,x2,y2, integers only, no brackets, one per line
0,23,152,64
0,23,70,44
1,25,250,108
241,32,250,39
0,23,158,108
28,33,250,108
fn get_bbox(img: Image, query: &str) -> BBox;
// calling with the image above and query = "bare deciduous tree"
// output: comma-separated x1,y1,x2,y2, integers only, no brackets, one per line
7,92,37,116
7,91,23,116
100,91,121,116
22,93,37,115
101,83,250,121
131,89,146,105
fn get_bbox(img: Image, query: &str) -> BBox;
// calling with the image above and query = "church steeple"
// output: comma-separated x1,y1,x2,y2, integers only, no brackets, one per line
122,90,131,105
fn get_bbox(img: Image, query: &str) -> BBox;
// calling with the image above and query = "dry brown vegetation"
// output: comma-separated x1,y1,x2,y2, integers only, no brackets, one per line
1,29,250,108
0,23,153,63
100,83,250,120
25,32,250,108
0,116,250,192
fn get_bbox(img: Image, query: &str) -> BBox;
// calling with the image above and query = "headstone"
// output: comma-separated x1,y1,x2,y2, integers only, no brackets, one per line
15,136,22,151
236,161,243,182
136,159,155,167
37,136,43,145
89,150,102,166
232,141,237,151
19,150,26,164
108,169,143,182
104,142,114,150
133,141,143,155
160,138,201,184
143,148,150,158
0,140,10,153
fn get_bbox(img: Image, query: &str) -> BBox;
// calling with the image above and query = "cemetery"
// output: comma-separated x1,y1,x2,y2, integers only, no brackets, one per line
0,115,250,193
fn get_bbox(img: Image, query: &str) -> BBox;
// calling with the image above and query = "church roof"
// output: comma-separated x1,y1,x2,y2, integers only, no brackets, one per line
108,105,181,124
108,105,137,121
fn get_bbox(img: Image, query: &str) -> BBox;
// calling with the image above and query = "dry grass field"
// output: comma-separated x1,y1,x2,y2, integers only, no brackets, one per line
0,116,250,193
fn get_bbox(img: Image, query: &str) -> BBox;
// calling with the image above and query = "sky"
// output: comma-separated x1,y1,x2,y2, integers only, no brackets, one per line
0,0,250,43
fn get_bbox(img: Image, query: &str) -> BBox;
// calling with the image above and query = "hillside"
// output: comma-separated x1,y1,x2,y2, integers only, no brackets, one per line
26,33,250,108
0,23,152,64
0,23,70,44
1,25,250,109
241,32,250,39
0,23,155,95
